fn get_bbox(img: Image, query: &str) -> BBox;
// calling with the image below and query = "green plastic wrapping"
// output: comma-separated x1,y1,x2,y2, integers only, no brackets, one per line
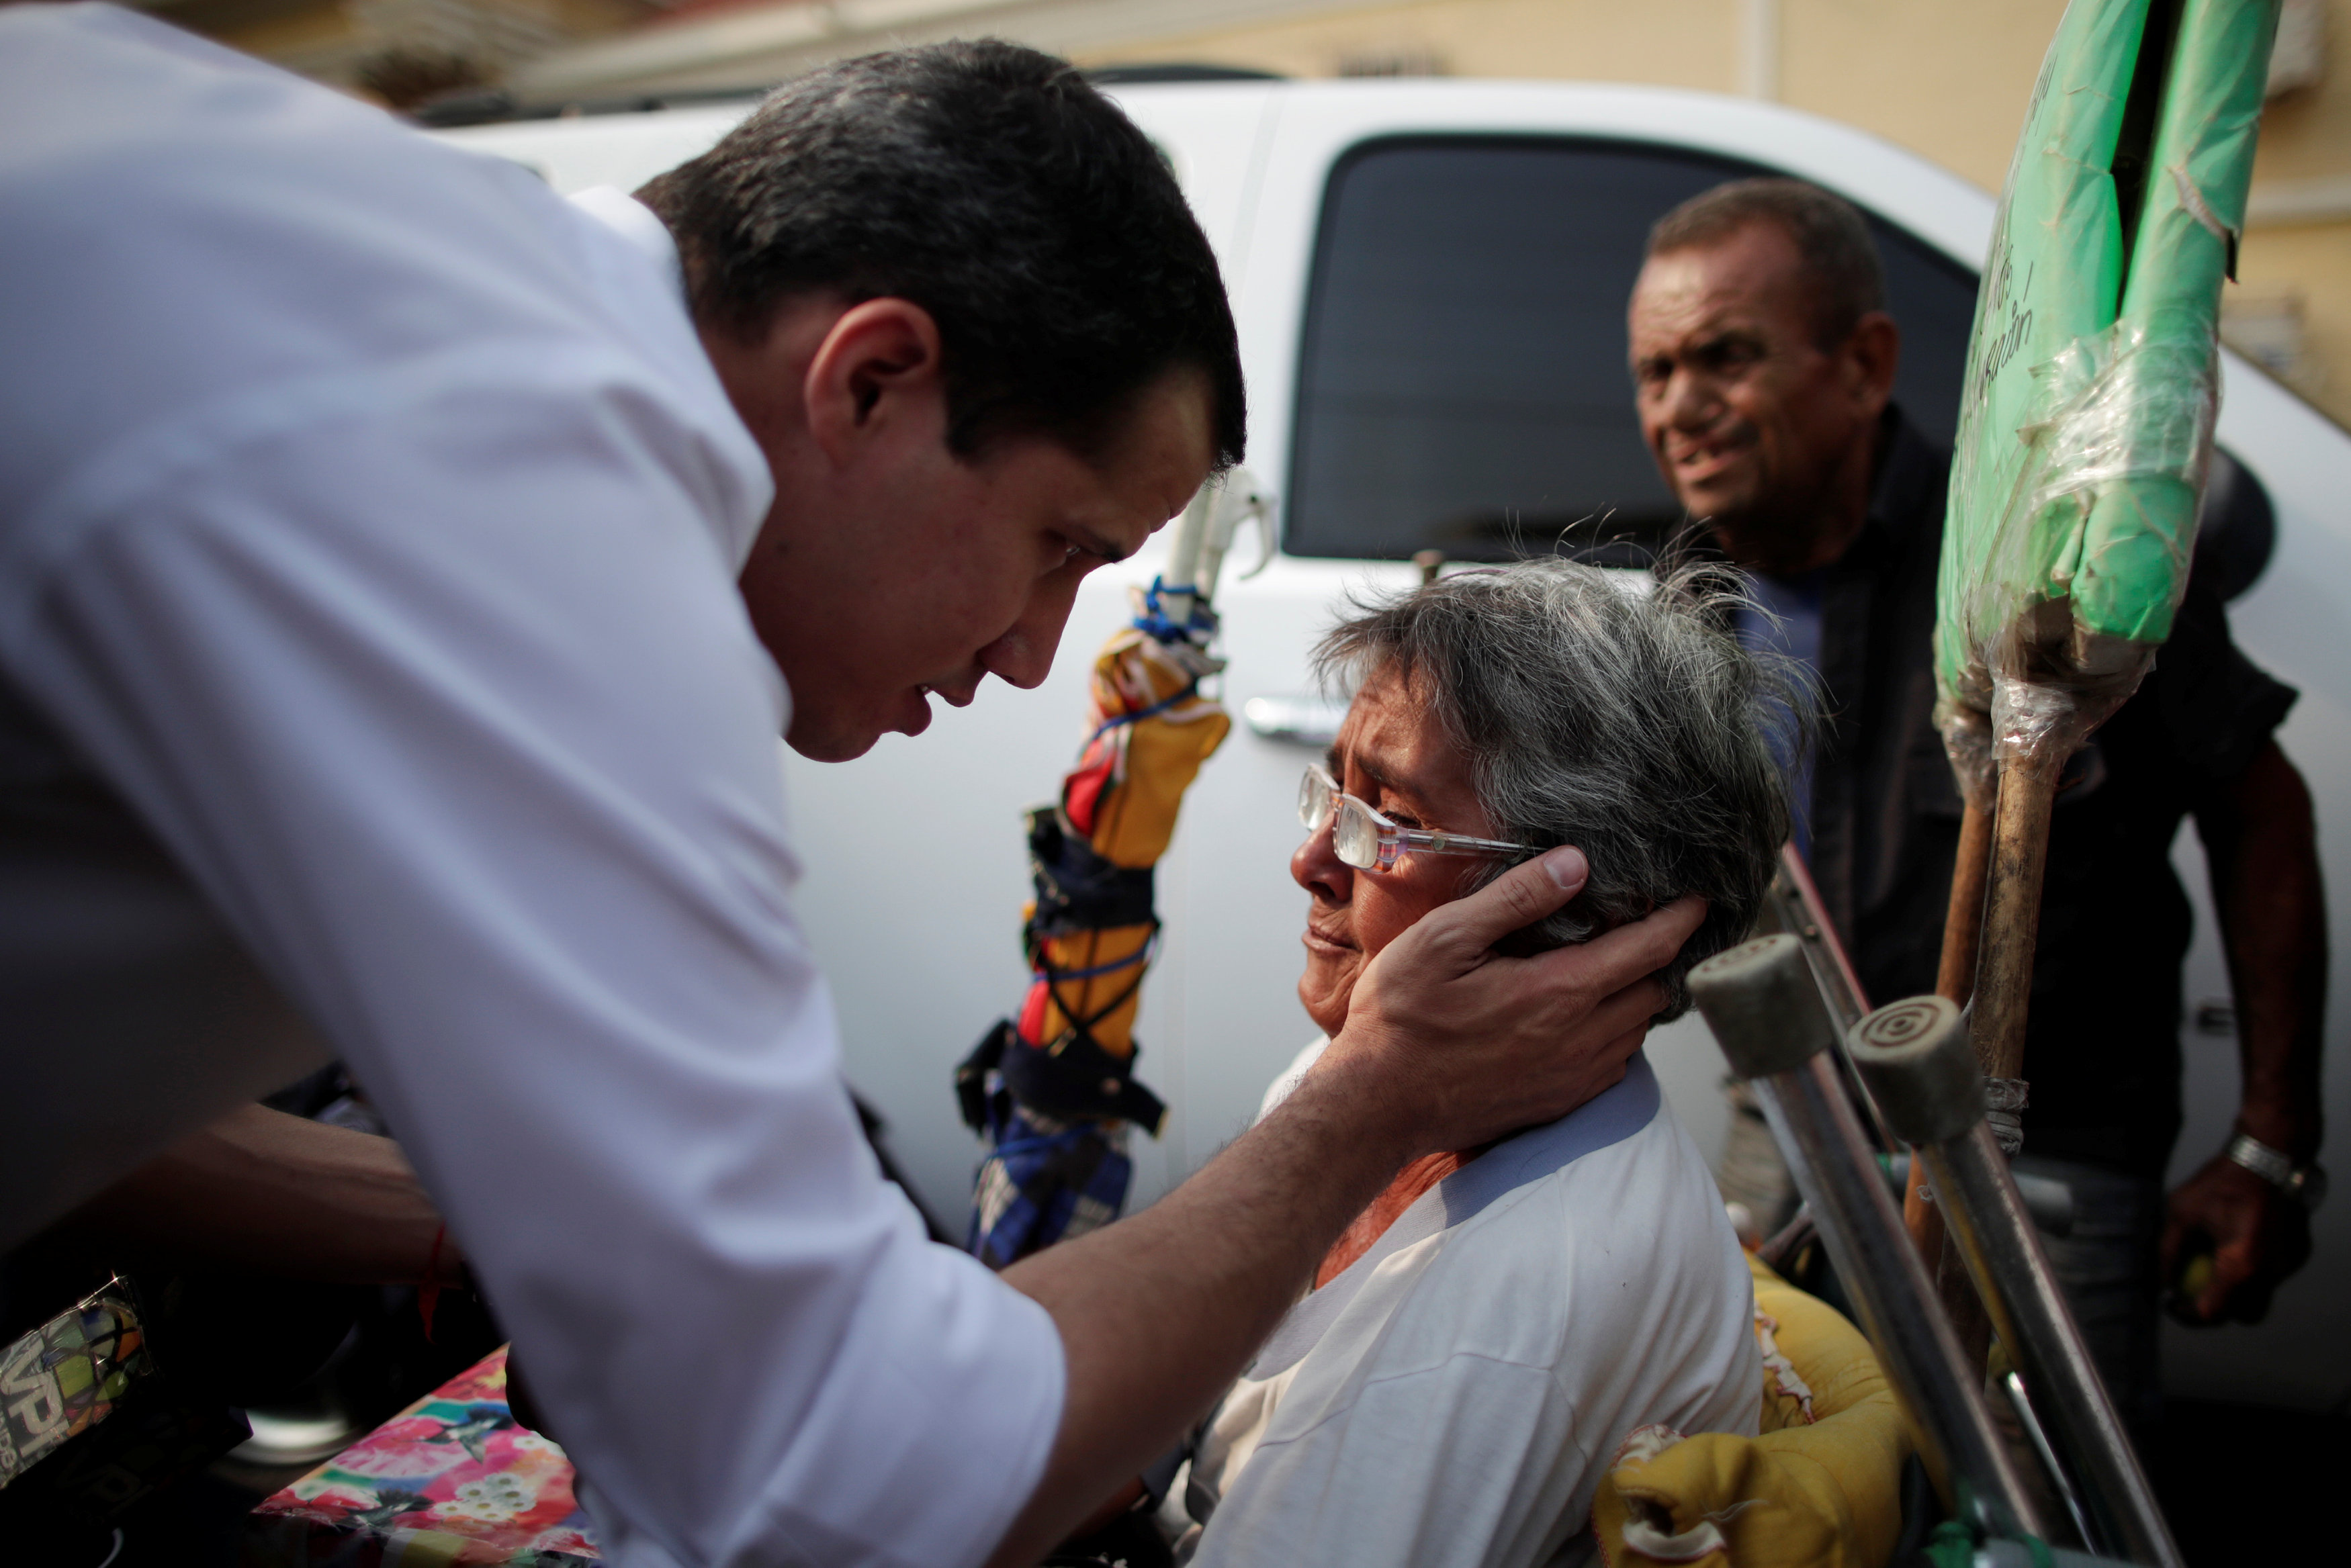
1935,0,2280,772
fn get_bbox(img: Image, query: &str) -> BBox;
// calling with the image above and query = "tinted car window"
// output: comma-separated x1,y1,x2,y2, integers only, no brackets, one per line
1285,137,1981,561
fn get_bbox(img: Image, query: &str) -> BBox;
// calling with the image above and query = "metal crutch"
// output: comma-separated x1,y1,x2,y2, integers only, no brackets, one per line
1688,934,2048,1542
1846,995,2185,1568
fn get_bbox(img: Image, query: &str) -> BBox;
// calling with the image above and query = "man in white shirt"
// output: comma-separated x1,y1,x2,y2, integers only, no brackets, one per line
0,11,1707,1565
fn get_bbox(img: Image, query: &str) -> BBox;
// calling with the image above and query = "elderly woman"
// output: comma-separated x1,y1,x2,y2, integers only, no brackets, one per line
1176,557,1801,1568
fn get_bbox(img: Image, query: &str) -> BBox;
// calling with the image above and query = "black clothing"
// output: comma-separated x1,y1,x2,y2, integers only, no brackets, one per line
1804,409,2297,1178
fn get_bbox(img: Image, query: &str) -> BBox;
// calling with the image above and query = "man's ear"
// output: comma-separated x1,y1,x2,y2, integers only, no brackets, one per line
1843,310,1901,414
803,297,948,464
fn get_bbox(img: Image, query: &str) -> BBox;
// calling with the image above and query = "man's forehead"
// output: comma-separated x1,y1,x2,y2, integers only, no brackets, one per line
1630,227,1809,339
1059,445,1210,561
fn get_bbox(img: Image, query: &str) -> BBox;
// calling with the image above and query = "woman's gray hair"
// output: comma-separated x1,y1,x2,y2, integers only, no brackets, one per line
1313,557,1812,1018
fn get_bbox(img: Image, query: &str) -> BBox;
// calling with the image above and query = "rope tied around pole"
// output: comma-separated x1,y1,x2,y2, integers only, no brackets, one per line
1984,1077,2030,1157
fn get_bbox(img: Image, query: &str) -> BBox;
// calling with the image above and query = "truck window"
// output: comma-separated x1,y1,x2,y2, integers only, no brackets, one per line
1286,136,1980,562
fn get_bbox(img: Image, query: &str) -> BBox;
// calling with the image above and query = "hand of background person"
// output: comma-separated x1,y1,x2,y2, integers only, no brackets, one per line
2160,1153,2312,1324
1319,845,1707,1158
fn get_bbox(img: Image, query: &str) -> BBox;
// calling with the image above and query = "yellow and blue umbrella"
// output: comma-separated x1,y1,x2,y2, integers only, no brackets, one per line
957,475,1267,1268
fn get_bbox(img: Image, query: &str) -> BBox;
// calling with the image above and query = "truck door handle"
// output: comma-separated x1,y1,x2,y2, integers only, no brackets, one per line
1243,695,1349,748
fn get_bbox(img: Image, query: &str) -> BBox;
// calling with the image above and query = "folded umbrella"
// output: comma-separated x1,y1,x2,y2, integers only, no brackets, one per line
1935,0,2279,1099
958,475,1268,1269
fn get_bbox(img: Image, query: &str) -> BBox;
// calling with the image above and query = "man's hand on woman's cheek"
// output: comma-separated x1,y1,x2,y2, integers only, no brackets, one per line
1317,845,1707,1158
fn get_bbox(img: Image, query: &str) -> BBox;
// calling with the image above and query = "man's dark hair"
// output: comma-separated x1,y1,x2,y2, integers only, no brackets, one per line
637,40,1245,469
1647,177,1888,349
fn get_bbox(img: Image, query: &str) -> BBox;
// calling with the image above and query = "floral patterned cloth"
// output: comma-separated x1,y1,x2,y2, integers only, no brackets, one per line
245,1347,601,1566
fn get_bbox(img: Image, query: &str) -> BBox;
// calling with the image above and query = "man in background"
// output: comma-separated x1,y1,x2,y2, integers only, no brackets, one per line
1624,178,2327,1426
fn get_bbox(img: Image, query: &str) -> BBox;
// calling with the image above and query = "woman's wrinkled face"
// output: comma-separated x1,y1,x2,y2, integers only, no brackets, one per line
1291,662,1502,1037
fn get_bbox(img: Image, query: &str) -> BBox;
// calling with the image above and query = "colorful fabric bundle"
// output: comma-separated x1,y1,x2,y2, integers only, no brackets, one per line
959,573,1235,1269
246,1347,599,1567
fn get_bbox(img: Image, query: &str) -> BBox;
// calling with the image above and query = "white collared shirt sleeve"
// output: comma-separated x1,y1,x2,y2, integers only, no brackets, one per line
0,9,1064,1565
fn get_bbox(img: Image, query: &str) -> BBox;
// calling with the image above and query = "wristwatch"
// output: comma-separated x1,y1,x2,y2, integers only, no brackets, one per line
2225,1132,2329,1212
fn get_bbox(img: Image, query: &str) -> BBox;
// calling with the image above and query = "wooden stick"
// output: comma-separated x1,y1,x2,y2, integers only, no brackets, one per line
1907,790,1999,1362
1935,795,1996,1007
1940,748,2064,1374
1906,795,1994,1246
1972,748,2064,1080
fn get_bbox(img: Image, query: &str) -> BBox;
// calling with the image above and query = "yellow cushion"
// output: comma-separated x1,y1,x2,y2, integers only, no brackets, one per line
1591,1255,1910,1568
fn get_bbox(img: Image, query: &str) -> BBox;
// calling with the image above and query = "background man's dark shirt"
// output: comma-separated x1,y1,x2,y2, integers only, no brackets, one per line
1803,408,2297,1178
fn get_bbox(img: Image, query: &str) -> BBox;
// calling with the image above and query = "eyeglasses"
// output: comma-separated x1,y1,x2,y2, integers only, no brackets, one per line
1297,764,1540,872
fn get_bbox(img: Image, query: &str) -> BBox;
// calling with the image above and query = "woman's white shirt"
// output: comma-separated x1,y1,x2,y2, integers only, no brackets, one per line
1185,1043,1760,1568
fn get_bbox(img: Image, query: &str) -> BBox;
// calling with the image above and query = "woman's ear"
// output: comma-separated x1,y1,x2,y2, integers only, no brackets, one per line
1471,860,1589,958
1492,903,1582,958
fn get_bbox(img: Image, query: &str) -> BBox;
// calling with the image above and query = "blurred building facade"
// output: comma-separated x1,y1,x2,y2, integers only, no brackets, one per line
116,0,658,105
510,0,2351,431
118,0,2351,422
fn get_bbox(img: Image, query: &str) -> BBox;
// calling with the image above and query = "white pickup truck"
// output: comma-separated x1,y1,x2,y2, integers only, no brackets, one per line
439,73,2351,1412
